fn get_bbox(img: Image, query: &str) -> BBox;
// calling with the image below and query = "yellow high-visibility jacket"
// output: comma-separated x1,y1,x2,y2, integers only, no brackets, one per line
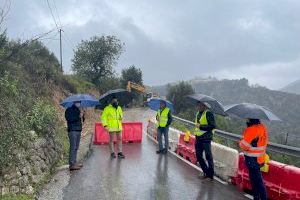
101,104,123,132
156,107,170,128
194,110,209,136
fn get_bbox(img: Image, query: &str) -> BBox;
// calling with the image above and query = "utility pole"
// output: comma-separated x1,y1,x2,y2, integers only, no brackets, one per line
59,28,63,72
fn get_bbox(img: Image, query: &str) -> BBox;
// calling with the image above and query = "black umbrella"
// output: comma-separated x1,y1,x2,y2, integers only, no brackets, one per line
224,103,281,121
186,94,227,116
98,89,132,110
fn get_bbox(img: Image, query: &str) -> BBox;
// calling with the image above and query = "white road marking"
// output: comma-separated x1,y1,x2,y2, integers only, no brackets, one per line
244,194,253,199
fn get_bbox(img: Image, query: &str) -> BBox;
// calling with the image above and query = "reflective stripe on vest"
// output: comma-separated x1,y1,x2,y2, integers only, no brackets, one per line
157,108,170,127
244,152,266,157
251,146,267,151
240,140,267,159
194,110,209,136
240,139,267,151
240,140,252,148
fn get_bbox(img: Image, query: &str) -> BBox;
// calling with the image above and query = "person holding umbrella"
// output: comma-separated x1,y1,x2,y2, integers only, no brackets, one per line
101,96,125,159
194,101,216,180
65,101,84,171
186,94,227,180
225,103,280,200
156,100,173,154
61,94,100,171
239,118,268,200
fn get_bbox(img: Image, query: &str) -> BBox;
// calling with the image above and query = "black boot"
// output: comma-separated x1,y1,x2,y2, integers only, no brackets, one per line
111,153,116,158
162,148,168,154
118,152,125,159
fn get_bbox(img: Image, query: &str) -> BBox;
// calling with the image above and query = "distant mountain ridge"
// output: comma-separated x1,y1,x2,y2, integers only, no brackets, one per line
281,79,300,95
152,78,300,147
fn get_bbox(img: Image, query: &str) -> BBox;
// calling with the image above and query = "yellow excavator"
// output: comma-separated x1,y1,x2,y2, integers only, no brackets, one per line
127,81,158,106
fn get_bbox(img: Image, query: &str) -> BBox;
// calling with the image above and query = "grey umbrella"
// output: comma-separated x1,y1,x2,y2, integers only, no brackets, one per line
186,94,227,116
224,103,281,121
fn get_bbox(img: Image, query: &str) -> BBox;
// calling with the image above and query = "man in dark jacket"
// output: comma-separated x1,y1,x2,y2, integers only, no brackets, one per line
65,101,83,171
194,101,216,180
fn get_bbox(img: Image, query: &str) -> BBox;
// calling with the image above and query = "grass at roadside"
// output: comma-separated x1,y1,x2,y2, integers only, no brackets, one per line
0,194,33,200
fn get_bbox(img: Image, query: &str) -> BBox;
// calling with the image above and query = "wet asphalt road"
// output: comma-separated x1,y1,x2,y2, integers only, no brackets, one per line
62,108,247,200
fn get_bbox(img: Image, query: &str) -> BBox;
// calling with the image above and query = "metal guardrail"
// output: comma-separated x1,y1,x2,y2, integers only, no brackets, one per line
173,116,300,158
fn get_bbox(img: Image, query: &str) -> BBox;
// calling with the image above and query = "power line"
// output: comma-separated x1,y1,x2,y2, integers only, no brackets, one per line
39,31,59,41
41,34,59,46
51,0,62,27
46,0,64,71
46,0,60,30
24,28,57,42
62,35,73,50
62,32,75,49
0,28,58,64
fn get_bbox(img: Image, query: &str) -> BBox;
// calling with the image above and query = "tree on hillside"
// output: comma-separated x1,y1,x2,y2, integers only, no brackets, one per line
100,75,121,92
0,33,8,71
120,65,143,101
0,1,10,66
72,35,124,93
166,81,195,114
120,65,143,87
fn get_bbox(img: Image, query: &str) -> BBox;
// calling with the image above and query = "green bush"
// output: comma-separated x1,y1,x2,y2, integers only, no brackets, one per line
0,72,18,96
0,73,29,171
0,104,28,171
28,100,58,136
0,36,94,195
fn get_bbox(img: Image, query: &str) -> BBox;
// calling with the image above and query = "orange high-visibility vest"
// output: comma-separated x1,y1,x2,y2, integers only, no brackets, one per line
239,124,268,164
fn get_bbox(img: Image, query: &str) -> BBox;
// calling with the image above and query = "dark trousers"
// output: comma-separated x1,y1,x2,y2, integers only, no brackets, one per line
68,131,81,166
248,166,267,200
195,139,214,178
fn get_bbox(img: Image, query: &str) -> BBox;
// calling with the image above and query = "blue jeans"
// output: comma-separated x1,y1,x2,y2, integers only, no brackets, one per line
157,127,169,151
68,131,81,166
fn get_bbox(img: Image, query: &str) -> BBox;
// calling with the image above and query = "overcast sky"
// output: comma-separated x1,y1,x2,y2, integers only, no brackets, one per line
2,0,300,89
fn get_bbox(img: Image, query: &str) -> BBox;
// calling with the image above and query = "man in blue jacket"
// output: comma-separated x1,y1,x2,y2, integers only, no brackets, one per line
65,101,84,171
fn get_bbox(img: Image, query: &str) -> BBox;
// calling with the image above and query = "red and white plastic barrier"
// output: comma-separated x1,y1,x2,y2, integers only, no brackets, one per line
93,122,142,145
232,154,300,200
176,134,197,164
175,133,239,180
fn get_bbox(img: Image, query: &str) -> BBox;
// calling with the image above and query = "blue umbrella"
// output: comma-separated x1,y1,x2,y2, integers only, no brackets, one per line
60,94,100,108
147,98,174,112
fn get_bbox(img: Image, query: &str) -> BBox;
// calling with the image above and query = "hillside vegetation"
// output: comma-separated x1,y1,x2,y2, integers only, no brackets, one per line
0,28,146,198
153,78,300,147
0,33,98,198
